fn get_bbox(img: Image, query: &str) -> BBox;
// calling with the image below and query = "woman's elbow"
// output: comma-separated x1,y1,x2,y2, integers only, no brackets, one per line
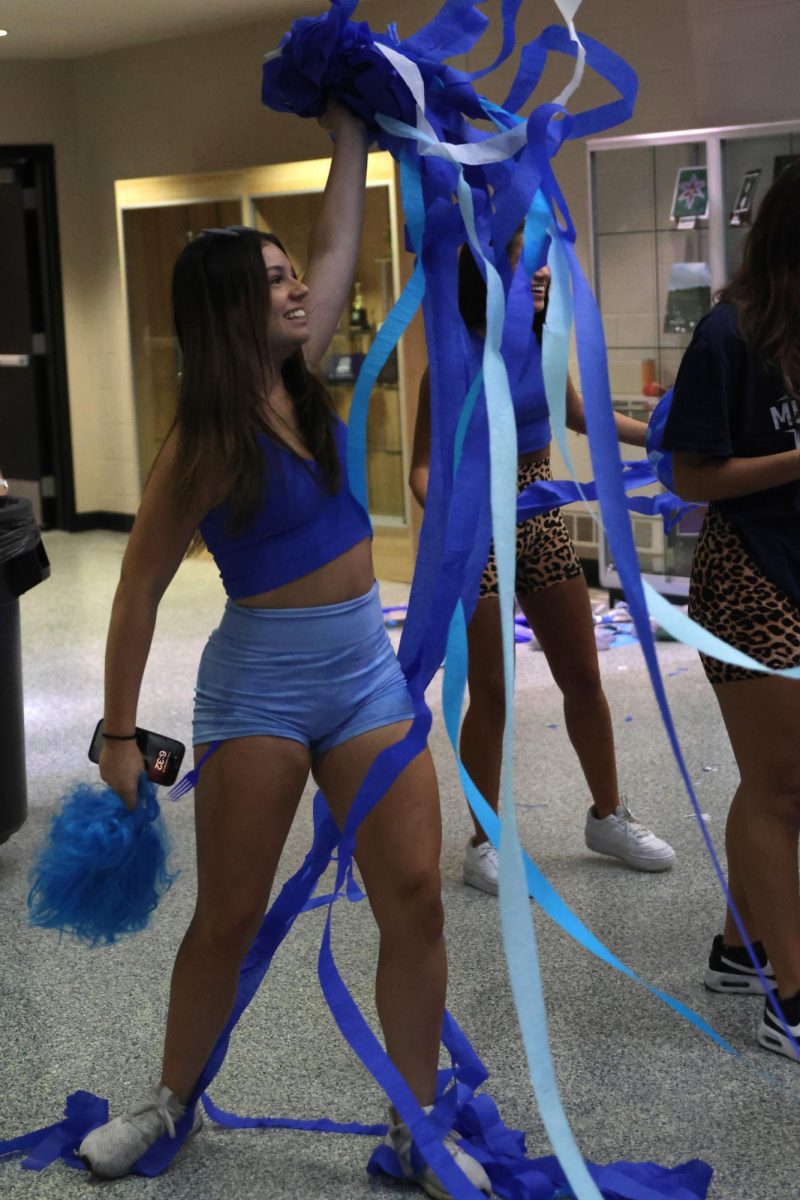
670,462,712,504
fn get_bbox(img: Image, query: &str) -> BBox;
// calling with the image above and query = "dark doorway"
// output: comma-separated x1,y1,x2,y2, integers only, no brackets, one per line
0,145,72,529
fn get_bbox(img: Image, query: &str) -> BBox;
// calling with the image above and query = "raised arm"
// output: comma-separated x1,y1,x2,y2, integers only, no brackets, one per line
302,102,369,368
100,431,213,809
565,374,647,448
409,367,432,508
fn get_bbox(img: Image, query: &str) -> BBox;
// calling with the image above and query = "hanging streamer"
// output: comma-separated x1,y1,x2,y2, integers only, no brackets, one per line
2,3,740,1195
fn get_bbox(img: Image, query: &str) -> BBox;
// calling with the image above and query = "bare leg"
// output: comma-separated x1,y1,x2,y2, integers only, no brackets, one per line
720,784,759,946
520,575,620,818
161,736,311,1101
314,722,445,1104
459,597,505,844
712,676,800,997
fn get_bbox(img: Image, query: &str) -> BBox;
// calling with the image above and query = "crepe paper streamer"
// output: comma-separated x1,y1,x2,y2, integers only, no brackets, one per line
2,3,723,1193
27,776,176,947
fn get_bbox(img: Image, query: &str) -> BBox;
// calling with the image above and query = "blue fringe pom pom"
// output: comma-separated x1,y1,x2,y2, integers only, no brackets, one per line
645,387,676,492
28,775,178,947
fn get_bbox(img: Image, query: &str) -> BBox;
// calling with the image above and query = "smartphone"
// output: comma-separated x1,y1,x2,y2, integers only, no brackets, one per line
88,719,186,787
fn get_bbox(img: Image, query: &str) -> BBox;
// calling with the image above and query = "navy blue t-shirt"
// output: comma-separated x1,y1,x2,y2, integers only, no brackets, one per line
662,301,800,607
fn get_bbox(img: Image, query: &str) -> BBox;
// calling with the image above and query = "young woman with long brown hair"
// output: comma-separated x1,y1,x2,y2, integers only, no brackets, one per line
77,102,490,1196
663,159,800,1059
410,232,675,894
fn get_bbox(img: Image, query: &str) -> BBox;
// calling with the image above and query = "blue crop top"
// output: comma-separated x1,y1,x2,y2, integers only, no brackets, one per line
199,418,373,599
467,331,551,455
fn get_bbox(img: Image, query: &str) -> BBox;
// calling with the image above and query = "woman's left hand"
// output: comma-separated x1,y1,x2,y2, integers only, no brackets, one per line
318,98,363,136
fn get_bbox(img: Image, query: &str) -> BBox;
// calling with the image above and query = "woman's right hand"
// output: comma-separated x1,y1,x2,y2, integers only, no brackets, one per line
99,739,146,811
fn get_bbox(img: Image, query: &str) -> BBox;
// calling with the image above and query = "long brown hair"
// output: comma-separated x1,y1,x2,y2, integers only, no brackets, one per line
719,159,800,397
170,227,340,545
458,240,546,341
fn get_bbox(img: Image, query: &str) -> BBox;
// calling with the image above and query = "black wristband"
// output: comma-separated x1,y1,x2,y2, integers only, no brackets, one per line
101,731,137,741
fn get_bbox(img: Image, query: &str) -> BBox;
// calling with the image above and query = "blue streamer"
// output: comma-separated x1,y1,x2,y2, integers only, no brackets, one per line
3,6,733,1195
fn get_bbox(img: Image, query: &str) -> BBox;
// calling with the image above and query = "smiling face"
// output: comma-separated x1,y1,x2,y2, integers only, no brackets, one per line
262,241,310,360
508,232,552,314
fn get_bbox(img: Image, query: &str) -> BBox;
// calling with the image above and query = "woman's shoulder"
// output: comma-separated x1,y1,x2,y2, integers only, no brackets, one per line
693,301,743,345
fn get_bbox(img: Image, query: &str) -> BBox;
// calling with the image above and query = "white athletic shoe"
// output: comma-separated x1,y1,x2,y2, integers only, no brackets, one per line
385,1105,492,1199
584,801,675,872
463,837,499,895
79,1085,201,1179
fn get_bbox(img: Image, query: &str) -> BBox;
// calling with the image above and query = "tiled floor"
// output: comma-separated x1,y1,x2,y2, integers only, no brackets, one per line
1,530,798,1198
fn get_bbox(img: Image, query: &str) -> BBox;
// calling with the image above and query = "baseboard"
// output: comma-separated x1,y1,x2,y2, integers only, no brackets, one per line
68,511,135,534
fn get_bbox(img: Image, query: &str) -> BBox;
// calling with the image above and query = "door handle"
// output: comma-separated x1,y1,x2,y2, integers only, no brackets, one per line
0,354,31,367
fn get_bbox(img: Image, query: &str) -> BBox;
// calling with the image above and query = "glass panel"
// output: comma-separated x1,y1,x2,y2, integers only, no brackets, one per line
251,186,405,523
595,231,659,350
122,199,242,484
593,147,655,234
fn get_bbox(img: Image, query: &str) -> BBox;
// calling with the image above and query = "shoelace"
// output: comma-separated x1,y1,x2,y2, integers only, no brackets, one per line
125,1095,181,1140
618,803,651,842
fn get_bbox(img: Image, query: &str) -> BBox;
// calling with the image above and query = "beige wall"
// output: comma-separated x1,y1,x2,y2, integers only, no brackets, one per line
1,0,798,514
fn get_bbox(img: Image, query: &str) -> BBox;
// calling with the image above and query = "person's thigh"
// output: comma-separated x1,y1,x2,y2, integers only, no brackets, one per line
192,735,311,931
712,676,800,797
518,574,600,693
312,723,442,924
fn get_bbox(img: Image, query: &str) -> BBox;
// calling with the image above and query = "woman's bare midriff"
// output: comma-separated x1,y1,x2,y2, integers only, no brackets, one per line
235,537,375,609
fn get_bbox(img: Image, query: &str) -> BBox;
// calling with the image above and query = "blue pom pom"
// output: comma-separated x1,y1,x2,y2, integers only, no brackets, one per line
645,387,675,492
28,776,178,947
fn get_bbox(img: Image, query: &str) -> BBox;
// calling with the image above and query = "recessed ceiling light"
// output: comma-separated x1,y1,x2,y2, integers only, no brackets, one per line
0,31,9,37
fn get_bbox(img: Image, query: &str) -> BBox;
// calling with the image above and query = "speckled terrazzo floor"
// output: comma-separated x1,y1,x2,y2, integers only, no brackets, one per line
1,530,798,1199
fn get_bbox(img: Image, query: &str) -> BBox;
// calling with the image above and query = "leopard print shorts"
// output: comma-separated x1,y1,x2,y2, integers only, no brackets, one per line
689,505,800,685
479,456,584,598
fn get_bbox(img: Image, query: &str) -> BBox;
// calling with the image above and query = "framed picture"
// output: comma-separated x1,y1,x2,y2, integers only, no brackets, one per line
730,168,761,226
663,261,711,335
670,166,709,225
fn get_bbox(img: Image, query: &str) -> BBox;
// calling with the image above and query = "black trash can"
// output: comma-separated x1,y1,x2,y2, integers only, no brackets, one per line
0,496,50,845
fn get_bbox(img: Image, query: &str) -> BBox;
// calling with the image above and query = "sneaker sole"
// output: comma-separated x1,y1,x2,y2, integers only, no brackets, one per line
758,1022,800,1061
462,869,498,896
704,967,776,995
584,842,676,872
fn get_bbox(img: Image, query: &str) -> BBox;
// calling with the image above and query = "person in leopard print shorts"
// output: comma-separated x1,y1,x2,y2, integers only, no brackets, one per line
410,231,676,893
663,160,800,1063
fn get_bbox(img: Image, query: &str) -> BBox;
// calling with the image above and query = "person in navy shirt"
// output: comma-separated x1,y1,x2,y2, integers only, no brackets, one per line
663,160,800,1062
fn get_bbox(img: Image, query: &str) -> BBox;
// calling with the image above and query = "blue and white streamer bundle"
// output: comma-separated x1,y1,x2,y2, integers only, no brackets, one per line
27,776,176,947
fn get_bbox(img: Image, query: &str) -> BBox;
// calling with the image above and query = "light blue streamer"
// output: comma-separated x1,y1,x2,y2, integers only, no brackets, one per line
456,131,604,1200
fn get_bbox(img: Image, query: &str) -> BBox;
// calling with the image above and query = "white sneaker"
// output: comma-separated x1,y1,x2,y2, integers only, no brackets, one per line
79,1085,202,1179
584,801,675,872
385,1105,492,1199
463,838,498,895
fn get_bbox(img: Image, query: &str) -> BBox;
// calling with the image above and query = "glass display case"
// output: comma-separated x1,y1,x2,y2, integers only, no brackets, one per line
116,152,420,581
586,120,800,597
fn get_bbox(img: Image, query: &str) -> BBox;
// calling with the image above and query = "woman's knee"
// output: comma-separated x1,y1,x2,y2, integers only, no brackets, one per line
465,670,506,725
374,868,445,943
739,772,800,823
557,663,604,704
188,900,265,961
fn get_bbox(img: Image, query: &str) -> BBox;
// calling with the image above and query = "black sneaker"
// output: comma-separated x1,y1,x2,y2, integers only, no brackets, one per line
758,990,800,1061
704,933,776,995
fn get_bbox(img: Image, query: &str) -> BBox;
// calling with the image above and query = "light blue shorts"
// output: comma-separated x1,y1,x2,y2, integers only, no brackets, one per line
192,582,415,757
